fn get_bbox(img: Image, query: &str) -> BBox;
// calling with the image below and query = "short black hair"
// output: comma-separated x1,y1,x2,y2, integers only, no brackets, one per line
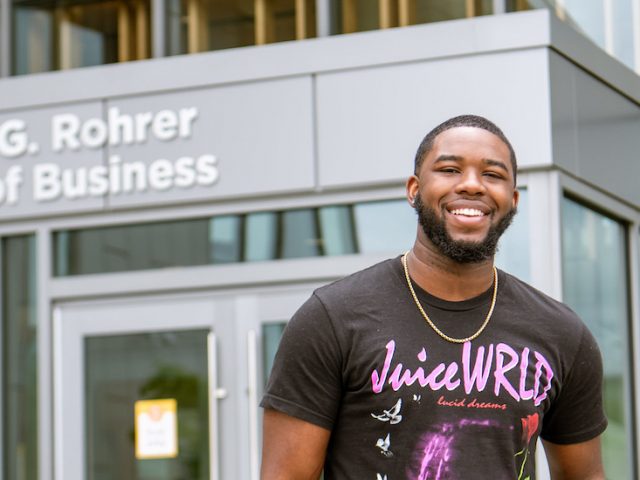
414,114,517,185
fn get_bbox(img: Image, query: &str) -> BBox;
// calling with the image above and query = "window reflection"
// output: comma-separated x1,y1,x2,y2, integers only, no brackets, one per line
245,212,278,262
210,215,242,263
353,199,415,254
12,0,151,74
2,236,37,480
54,197,532,276
54,218,210,275
319,205,357,256
166,0,315,55
281,209,321,259
262,322,287,385
561,197,632,479
495,188,530,282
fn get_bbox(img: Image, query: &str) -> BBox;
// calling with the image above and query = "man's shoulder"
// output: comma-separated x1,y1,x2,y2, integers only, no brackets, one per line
500,270,583,326
314,256,401,305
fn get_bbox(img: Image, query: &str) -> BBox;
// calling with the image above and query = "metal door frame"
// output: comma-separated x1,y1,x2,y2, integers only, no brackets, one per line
53,293,226,480
52,283,321,480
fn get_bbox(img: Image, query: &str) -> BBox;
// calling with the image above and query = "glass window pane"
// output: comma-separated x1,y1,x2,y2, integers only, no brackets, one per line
561,197,632,479
354,199,415,254
416,0,463,23
495,188,530,282
280,209,320,259
244,212,278,262
12,6,54,75
319,205,357,256
262,322,286,385
167,0,314,55
54,218,211,276
2,235,37,480
204,0,255,51
562,0,606,50
612,0,635,69
12,0,150,74
209,215,242,264
330,0,378,34
85,330,210,480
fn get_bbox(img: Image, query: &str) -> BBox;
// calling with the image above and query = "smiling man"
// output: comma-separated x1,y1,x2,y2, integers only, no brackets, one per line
261,115,607,479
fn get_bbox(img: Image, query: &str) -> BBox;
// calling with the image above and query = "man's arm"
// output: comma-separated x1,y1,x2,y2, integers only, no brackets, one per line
542,436,605,480
261,409,332,480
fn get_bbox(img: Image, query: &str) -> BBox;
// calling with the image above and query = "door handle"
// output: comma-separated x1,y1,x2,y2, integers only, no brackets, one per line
207,332,222,480
247,329,260,480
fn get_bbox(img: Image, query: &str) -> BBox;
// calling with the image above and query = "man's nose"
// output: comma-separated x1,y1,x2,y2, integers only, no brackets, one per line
454,170,486,195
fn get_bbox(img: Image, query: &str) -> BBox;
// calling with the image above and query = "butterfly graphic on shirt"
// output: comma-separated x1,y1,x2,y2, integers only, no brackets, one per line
371,398,403,425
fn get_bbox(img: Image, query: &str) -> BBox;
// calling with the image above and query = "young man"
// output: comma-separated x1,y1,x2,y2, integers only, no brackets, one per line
261,115,607,479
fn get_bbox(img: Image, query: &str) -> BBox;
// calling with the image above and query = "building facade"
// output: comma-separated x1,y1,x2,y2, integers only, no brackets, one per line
0,1,639,479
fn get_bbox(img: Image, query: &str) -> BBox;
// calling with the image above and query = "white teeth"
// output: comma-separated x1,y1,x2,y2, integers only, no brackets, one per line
451,208,485,217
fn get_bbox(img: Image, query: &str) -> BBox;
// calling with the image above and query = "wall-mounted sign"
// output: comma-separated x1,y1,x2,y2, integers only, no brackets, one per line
135,398,179,460
0,107,218,206
0,77,315,220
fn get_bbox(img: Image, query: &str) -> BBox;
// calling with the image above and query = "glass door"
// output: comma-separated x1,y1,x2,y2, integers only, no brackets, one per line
53,283,323,480
54,294,232,480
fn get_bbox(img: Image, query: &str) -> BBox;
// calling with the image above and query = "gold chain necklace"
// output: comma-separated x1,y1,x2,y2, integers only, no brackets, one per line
401,251,498,344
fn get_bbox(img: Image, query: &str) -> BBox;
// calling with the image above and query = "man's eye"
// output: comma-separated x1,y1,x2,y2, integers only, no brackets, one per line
440,168,459,173
484,171,503,179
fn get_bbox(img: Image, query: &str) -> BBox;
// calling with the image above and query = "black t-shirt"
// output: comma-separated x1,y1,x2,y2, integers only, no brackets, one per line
262,257,607,479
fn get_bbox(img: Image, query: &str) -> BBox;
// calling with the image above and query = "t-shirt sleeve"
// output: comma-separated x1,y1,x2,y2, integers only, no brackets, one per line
541,324,608,444
260,293,344,431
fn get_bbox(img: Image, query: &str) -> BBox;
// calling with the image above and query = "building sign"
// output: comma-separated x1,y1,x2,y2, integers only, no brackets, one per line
0,106,218,206
135,398,179,460
0,77,316,220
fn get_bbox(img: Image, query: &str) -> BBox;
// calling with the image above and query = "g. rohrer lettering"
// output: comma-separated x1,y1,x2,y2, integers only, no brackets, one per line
51,107,199,151
0,106,219,207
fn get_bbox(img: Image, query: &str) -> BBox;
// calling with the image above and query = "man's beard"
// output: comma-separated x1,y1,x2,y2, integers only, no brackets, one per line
413,193,516,264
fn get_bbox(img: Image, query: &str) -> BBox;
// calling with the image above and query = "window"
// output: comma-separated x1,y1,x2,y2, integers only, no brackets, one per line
330,0,491,34
262,322,287,385
495,188,530,282
561,196,633,479
12,0,151,75
2,235,37,480
166,0,316,55
353,200,414,254
54,194,531,278
53,199,417,276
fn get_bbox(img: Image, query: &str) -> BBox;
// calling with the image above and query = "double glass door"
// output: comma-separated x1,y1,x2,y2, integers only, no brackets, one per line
53,287,314,480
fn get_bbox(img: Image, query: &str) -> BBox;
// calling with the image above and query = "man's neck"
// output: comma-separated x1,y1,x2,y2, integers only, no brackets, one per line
407,238,496,302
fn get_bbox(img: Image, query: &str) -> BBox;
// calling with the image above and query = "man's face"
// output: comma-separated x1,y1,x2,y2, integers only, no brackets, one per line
408,126,519,263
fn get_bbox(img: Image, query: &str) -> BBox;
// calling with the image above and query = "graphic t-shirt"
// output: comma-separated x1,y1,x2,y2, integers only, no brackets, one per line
261,257,607,479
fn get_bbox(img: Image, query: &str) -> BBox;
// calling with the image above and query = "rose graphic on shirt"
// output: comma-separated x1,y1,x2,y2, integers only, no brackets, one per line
520,413,539,444
514,413,539,480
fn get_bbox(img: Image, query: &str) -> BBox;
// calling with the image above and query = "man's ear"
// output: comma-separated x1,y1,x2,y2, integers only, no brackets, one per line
512,188,520,209
406,175,419,206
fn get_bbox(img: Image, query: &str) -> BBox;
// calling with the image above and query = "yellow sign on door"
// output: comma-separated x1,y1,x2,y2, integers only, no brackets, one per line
135,398,178,459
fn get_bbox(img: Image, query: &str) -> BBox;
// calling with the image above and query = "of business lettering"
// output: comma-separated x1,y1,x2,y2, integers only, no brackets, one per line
0,106,225,206
33,154,218,202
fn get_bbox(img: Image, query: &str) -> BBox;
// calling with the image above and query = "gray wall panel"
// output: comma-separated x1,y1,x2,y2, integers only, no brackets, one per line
0,77,316,220
106,76,315,209
551,51,640,207
316,49,553,188
573,67,640,207
549,51,579,174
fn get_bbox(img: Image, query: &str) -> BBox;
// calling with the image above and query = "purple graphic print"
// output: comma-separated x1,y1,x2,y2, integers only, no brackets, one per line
407,419,503,480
